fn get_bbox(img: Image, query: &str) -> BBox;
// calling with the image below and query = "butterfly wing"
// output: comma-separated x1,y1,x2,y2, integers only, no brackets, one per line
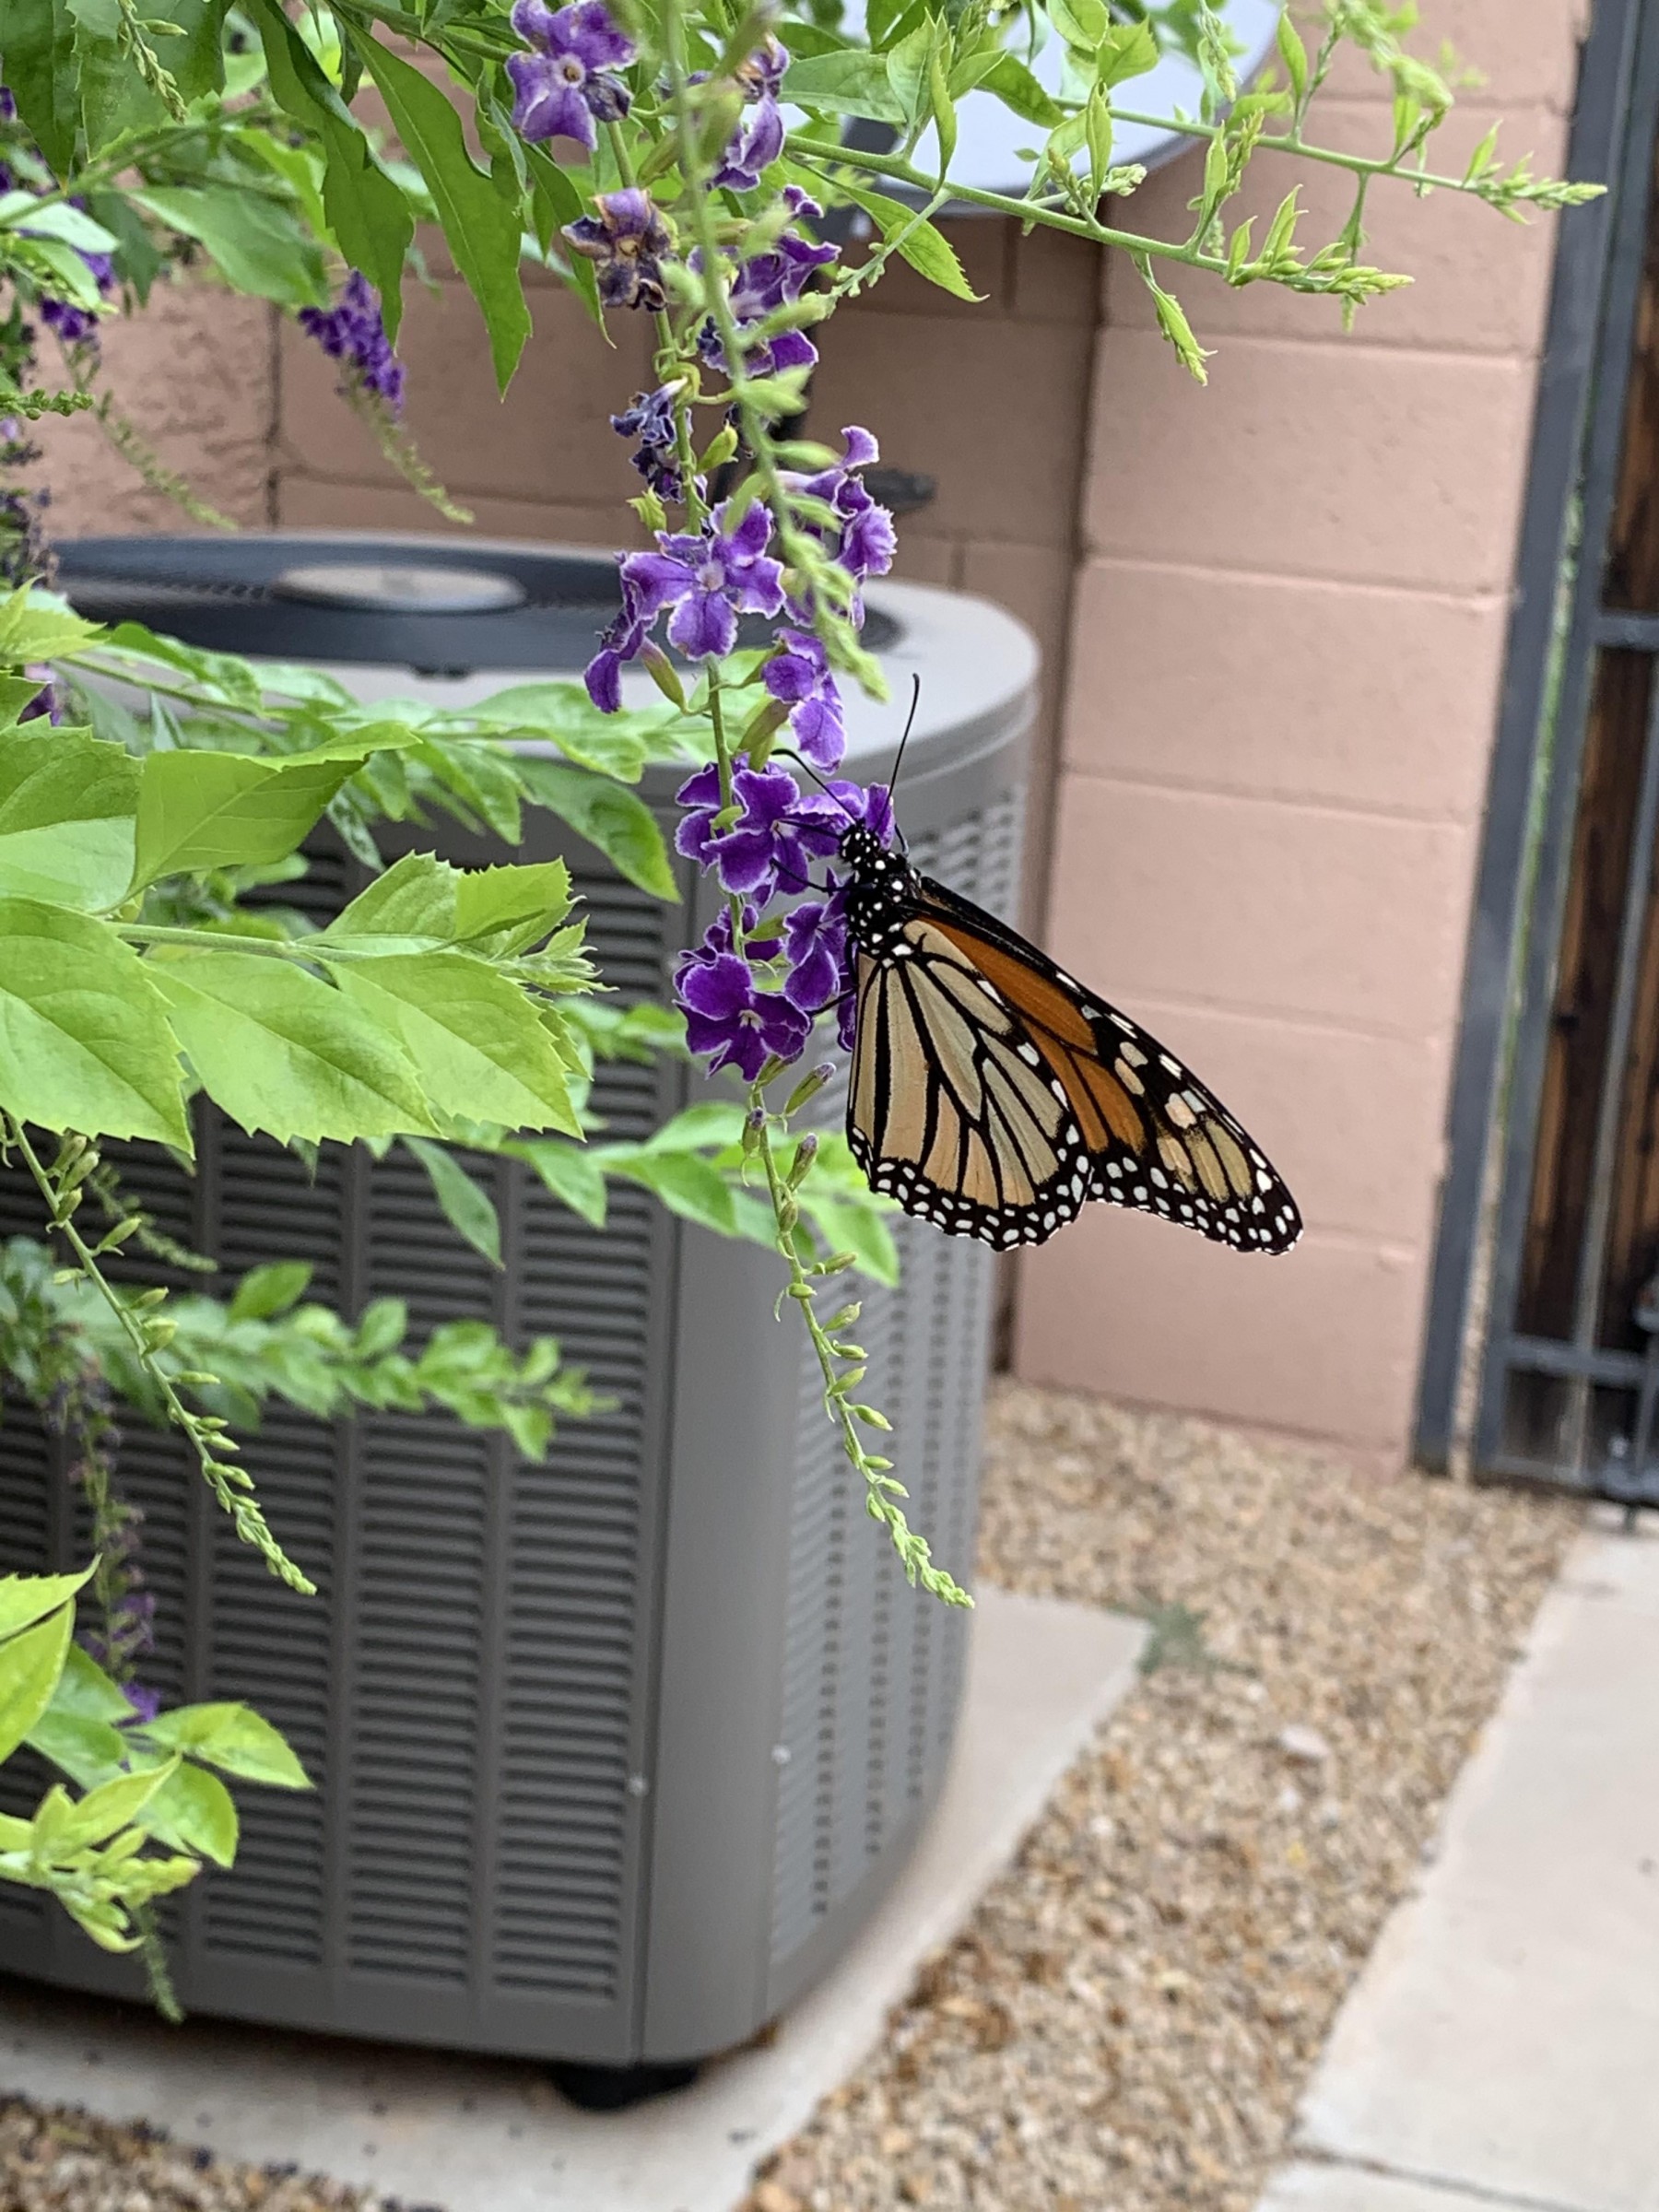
846,940,1095,1250
846,873,1301,1255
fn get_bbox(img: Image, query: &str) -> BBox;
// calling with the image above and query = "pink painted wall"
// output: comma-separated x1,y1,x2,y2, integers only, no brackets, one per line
1015,1,1585,1455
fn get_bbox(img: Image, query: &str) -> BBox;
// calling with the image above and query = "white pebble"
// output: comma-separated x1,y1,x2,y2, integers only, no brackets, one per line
1277,1723,1332,1765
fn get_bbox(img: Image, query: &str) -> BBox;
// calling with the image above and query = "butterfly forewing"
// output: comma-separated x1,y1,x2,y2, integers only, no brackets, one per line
842,855,1301,1256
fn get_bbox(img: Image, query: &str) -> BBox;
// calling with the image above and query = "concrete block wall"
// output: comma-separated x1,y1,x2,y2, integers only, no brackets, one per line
1014,1,1585,1456
32,283,277,535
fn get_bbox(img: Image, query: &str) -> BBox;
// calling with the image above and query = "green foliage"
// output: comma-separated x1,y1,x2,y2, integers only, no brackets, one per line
0,1569,309,1949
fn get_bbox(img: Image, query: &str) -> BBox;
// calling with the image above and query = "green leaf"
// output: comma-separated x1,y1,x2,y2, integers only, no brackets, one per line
4,0,80,176
61,1756,180,1846
127,184,329,309
150,951,435,1144
512,759,677,900
319,851,572,956
1277,9,1309,105
331,953,580,1135
1046,0,1107,53
1095,18,1160,87
138,1700,310,1786
782,48,905,122
28,1707,129,1788
801,1187,900,1286
0,898,190,1147
248,0,413,331
512,1136,607,1228
927,37,957,176
522,143,600,325
139,1759,238,1865
598,1144,737,1235
0,1563,96,1644
0,1605,73,1766
978,53,1063,125
227,1259,313,1322
0,194,117,254
130,749,361,890
826,177,981,301
0,726,138,910
46,1639,134,1724
885,18,937,135
356,32,531,392
1134,250,1211,382
467,683,682,782
403,1136,501,1267
0,676,50,727
0,583,100,663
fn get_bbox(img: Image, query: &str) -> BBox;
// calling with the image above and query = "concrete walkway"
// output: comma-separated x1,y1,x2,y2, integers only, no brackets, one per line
1257,1507,1659,2212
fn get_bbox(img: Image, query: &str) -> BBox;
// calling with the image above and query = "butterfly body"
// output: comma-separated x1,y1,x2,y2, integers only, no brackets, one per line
837,820,1301,1256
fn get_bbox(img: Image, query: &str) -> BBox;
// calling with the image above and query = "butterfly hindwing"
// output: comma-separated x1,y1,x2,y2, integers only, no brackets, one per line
843,860,1301,1255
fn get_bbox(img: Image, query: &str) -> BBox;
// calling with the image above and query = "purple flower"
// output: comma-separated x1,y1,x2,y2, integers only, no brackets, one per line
619,498,784,661
782,890,850,1013
298,272,405,408
18,670,62,723
829,777,896,845
676,928,811,1080
729,195,838,320
584,592,645,712
712,36,789,191
124,1681,162,1727
508,0,634,150
700,190,837,380
785,425,897,595
612,383,699,505
673,759,840,901
37,220,113,351
564,187,673,312
763,627,845,770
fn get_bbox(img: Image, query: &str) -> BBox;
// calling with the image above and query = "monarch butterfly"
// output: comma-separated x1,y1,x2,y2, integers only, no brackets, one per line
837,818,1302,1256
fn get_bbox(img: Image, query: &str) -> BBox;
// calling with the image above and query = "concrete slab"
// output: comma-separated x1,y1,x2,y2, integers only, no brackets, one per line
1286,1513,1659,2212
1258,2162,1535,2212
0,1586,1145,2212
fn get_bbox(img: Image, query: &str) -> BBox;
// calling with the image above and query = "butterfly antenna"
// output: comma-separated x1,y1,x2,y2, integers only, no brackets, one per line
888,675,921,805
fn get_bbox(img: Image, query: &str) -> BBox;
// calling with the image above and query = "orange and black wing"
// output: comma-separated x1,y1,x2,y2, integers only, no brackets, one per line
846,875,1301,1255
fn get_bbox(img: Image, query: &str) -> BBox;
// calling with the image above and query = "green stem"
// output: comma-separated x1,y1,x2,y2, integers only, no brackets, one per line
751,1100,969,1607
5,1120,314,1595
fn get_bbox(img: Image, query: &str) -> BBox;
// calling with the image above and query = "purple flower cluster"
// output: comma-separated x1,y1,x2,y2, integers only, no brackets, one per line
701,185,838,383
585,495,783,711
299,272,405,408
564,187,673,312
611,382,696,504
669,771,893,1072
508,0,633,150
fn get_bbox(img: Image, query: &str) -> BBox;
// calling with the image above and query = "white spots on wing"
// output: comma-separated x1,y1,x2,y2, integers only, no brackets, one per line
1119,1041,1147,1068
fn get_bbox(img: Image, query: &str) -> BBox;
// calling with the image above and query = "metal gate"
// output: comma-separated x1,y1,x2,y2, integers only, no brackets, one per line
1418,0,1659,1500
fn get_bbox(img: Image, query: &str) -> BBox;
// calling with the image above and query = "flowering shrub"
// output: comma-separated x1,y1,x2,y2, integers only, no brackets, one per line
0,0,1597,1972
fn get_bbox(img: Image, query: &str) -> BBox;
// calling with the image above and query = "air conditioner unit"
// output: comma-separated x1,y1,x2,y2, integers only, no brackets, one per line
0,534,1034,2079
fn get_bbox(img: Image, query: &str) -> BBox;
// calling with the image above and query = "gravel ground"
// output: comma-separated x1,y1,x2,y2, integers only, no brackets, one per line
0,2100,407,2212
744,1382,1581,2212
0,1383,1581,2212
